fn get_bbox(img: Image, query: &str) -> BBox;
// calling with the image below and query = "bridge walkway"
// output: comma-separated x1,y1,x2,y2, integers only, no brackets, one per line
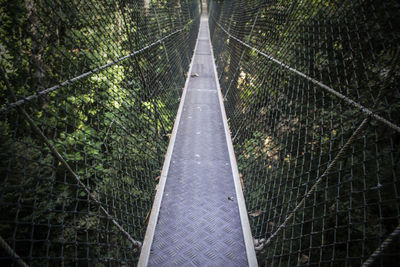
138,3,257,266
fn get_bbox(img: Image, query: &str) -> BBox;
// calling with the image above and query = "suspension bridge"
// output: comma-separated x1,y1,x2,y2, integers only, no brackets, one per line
0,0,399,266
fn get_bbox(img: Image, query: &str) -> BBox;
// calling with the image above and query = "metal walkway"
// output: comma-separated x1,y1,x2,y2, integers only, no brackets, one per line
138,4,257,266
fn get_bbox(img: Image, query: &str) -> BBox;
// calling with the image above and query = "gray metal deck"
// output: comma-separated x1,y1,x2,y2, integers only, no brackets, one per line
138,5,257,266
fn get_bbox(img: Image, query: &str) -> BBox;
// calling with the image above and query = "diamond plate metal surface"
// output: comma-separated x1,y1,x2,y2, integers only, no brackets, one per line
148,14,248,267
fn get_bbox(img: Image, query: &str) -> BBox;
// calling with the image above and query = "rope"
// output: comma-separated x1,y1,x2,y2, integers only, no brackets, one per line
1,67,142,249
258,116,370,251
0,22,193,113
0,0,200,263
254,47,399,255
211,16,400,134
0,235,29,267
362,224,400,267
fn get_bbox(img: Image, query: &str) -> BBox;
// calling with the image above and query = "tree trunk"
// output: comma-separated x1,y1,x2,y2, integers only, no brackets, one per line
24,0,48,108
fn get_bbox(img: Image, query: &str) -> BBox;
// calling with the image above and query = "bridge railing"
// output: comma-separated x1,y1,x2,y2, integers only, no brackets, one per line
0,0,200,265
208,0,400,266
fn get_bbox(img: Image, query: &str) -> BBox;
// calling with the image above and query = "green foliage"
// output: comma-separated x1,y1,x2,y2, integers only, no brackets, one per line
210,0,400,266
0,0,200,265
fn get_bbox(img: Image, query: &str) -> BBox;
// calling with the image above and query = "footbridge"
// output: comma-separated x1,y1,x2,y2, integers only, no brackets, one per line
0,0,399,266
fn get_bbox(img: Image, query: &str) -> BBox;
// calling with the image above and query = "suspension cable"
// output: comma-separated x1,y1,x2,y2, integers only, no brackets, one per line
211,17,400,133
0,21,193,113
1,67,142,250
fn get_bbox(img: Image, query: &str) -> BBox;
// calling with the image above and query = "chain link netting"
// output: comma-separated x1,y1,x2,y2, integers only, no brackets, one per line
208,0,399,266
0,0,200,265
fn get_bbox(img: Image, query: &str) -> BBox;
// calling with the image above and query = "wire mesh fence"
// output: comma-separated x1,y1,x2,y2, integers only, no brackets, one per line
208,0,400,266
0,0,200,265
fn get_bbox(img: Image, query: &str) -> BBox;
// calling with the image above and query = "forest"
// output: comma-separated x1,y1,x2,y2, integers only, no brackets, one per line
0,0,399,266
0,0,200,265
209,0,399,266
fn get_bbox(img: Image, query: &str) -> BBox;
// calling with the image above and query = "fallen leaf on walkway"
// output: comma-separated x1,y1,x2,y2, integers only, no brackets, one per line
191,73,199,77
249,210,263,217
